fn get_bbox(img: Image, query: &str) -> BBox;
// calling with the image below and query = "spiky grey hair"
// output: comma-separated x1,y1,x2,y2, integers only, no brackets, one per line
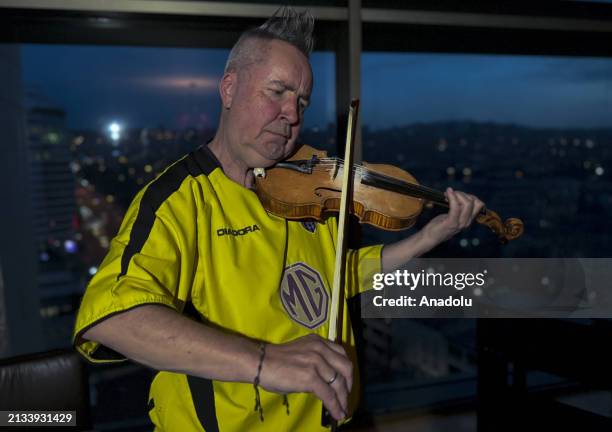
224,6,315,73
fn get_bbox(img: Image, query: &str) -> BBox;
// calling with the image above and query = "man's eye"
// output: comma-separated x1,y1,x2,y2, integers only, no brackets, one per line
271,89,284,96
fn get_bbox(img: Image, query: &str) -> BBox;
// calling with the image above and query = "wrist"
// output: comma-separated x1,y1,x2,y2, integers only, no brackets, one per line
419,224,449,252
235,339,263,384
254,342,266,386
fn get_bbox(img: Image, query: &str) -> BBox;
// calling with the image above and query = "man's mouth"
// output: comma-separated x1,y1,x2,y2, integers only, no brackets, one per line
265,128,291,140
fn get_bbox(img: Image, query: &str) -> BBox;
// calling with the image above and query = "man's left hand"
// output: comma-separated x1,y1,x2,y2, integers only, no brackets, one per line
421,187,485,246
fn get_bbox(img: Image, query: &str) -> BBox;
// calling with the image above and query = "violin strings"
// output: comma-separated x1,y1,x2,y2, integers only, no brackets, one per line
304,157,447,203
318,157,439,196
296,157,446,203
310,158,419,187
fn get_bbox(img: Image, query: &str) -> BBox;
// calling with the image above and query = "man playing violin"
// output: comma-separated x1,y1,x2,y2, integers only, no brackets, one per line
73,6,485,432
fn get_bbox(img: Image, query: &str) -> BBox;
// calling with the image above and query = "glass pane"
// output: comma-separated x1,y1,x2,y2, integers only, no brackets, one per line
1,42,335,429
19,44,335,317
361,53,612,258
359,52,612,413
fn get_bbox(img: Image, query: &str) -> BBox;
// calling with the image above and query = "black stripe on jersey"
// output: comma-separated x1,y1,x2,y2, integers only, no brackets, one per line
193,143,222,175
187,376,220,432
118,146,219,279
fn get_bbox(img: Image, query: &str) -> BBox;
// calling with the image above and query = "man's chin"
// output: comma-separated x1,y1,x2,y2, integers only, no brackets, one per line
256,144,290,166
255,158,277,168
249,151,280,168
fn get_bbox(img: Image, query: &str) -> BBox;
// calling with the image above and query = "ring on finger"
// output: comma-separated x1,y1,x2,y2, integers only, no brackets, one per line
327,371,338,385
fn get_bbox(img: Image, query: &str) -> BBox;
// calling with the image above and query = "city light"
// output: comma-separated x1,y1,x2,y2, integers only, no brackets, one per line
108,122,122,142
64,239,78,254
70,161,81,173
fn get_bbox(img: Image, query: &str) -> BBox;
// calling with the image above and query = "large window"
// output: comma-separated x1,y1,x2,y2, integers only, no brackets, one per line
1,41,336,430
3,2,612,429
358,51,612,415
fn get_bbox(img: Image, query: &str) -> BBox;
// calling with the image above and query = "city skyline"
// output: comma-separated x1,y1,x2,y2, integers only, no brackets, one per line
20,44,612,132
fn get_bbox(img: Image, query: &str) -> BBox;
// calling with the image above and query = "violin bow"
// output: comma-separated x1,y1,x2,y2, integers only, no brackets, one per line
322,99,360,430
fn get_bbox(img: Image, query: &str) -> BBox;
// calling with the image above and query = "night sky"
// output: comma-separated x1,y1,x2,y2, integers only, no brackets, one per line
20,44,612,132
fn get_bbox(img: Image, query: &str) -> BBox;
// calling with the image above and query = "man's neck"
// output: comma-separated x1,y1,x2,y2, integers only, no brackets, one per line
207,133,254,189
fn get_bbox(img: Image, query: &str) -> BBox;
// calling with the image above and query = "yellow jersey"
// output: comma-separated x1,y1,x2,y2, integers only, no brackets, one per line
73,144,382,431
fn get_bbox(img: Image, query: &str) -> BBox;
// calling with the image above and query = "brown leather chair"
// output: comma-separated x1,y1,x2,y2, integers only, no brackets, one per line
0,349,92,430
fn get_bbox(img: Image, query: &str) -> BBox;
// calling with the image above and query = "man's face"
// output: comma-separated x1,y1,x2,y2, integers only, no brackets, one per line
223,39,313,168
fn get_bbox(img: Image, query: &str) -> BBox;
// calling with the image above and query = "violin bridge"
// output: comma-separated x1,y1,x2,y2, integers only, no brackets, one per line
254,167,266,178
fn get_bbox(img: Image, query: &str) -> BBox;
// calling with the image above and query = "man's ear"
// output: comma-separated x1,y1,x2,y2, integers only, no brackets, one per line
219,72,236,109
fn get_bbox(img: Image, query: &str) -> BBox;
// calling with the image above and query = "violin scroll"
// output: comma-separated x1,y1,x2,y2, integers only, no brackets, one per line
476,209,524,244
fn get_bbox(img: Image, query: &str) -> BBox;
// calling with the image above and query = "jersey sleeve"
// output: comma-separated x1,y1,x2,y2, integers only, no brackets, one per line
72,176,200,363
345,244,383,298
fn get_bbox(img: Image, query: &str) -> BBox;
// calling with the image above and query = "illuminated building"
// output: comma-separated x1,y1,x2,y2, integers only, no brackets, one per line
25,87,81,349
0,45,42,357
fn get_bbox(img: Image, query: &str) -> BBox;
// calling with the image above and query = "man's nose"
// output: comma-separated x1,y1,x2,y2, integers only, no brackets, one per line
280,97,300,125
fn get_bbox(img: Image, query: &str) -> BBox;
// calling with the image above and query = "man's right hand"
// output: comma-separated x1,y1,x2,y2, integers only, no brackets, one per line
259,334,353,422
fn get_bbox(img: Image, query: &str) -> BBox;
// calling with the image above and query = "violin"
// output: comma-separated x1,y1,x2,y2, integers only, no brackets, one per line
254,144,524,243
